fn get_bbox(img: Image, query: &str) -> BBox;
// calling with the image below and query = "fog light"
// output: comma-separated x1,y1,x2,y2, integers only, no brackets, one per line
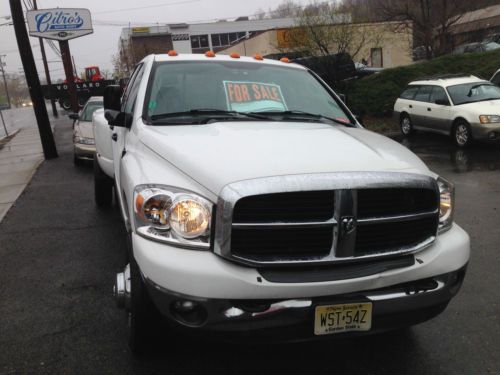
173,300,197,312
170,300,208,326
488,132,497,140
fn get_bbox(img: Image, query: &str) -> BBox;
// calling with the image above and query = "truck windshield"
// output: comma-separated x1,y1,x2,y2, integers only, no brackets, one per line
144,61,352,125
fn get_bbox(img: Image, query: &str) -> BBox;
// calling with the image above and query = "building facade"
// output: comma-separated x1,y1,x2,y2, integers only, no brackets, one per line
218,21,414,69
118,17,298,70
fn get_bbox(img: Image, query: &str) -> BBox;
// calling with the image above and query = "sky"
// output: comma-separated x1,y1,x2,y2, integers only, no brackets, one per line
0,0,303,80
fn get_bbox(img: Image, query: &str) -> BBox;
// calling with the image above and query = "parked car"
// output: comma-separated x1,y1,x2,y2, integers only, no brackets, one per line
69,96,103,165
491,68,500,86
394,74,500,147
293,53,357,84
354,62,384,78
94,53,469,355
412,45,434,61
453,41,500,54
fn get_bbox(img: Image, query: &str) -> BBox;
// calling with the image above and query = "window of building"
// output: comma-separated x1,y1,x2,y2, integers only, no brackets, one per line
220,34,229,46
211,34,220,47
191,34,209,49
209,32,246,48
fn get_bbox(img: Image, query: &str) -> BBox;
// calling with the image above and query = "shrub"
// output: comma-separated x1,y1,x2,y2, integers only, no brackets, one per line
343,49,500,117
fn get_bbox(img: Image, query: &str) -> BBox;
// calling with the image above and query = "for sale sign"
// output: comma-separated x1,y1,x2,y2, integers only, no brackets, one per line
27,8,93,41
224,81,288,112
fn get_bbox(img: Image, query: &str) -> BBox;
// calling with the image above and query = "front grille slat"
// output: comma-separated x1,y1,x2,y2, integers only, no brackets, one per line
227,184,439,265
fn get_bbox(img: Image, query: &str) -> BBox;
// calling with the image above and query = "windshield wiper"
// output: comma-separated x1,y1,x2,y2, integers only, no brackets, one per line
249,110,356,127
150,109,273,123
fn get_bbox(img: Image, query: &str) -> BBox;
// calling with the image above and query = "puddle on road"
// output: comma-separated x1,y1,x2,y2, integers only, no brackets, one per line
392,133,500,174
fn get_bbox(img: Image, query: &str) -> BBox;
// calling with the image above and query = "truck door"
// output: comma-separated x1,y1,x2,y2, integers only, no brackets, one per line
112,63,144,214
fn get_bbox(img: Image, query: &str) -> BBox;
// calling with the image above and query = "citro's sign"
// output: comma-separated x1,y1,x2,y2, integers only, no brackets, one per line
26,8,93,41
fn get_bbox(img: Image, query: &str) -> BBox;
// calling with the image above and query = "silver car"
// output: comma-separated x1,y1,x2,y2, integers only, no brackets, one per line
70,96,103,165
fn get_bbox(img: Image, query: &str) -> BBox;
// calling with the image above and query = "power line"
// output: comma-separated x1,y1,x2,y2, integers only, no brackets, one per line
93,2,308,28
94,0,201,15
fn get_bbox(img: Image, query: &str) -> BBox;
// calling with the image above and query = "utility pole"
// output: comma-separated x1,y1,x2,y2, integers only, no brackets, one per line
0,55,12,107
59,40,79,114
33,0,58,118
9,0,57,159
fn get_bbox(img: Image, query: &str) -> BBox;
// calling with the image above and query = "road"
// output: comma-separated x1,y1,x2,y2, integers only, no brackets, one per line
0,119,498,375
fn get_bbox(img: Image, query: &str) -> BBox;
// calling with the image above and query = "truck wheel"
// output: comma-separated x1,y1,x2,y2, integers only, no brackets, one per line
94,157,113,207
400,114,414,136
61,99,71,111
452,120,472,148
128,258,160,357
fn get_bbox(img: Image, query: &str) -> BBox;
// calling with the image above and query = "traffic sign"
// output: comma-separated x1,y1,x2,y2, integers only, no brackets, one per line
26,8,93,41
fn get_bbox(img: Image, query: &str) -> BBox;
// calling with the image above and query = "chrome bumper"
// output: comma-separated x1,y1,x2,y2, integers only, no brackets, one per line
115,264,467,339
74,143,96,159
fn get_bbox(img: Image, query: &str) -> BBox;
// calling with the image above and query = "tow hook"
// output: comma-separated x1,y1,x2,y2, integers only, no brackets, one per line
113,263,131,310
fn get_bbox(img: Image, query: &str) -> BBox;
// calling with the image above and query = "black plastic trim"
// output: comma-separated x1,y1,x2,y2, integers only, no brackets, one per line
258,255,415,283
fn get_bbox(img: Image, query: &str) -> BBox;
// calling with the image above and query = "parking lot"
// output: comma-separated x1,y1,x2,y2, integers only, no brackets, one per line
0,118,499,375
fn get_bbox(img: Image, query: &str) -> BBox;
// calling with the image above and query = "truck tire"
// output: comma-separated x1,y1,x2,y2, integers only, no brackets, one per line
128,257,160,357
94,157,113,207
61,99,71,111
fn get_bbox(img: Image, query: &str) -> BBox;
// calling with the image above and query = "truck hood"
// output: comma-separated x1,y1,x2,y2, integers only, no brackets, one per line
458,99,500,114
139,121,431,195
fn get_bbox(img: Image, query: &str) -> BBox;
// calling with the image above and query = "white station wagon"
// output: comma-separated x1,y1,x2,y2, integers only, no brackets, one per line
394,74,500,147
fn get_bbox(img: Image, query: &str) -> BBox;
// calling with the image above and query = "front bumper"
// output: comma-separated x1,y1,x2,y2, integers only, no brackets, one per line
74,143,96,159
130,223,469,339
471,122,500,141
143,266,466,341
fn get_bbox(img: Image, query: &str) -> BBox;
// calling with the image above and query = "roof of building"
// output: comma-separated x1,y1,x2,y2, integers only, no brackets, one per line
120,17,298,40
454,5,500,25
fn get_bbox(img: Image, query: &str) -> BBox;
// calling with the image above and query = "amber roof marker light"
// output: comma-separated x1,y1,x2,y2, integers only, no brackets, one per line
254,53,264,61
280,57,290,63
205,51,216,58
230,52,240,59
168,50,178,57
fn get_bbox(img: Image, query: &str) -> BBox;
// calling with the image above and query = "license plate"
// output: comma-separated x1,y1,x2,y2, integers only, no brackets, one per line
314,302,372,335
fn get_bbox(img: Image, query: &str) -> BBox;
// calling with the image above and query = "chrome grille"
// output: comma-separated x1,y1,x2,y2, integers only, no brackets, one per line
215,172,439,267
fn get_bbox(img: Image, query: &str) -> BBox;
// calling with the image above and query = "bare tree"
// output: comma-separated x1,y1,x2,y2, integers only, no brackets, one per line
283,1,383,60
375,0,469,57
269,0,300,19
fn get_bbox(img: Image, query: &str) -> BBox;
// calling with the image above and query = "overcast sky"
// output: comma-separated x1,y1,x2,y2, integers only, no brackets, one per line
0,0,303,80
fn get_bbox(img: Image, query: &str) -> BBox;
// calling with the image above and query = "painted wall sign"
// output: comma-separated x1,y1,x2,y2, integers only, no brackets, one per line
27,8,93,41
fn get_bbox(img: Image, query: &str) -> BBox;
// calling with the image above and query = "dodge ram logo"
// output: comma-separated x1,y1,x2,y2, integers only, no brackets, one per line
341,216,357,234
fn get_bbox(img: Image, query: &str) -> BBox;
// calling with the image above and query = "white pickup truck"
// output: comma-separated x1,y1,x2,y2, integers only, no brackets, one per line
93,53,470,354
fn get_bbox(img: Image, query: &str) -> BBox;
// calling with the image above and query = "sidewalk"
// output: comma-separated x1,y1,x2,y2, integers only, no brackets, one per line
0,127,45,222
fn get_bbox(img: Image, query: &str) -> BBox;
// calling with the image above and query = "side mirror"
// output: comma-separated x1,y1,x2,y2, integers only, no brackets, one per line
105,109,132,128
68,113,79,120
435,99,450,106
104,85,123,111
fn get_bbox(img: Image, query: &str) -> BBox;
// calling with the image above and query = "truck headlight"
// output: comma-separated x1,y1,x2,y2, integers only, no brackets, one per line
437,177,454,233
479,115,500,124
134,185,212,249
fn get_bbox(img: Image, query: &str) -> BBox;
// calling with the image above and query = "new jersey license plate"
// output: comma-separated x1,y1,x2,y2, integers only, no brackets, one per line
314,302,372,335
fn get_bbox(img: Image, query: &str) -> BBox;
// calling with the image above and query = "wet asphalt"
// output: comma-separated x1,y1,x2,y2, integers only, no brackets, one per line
0,118,499,375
